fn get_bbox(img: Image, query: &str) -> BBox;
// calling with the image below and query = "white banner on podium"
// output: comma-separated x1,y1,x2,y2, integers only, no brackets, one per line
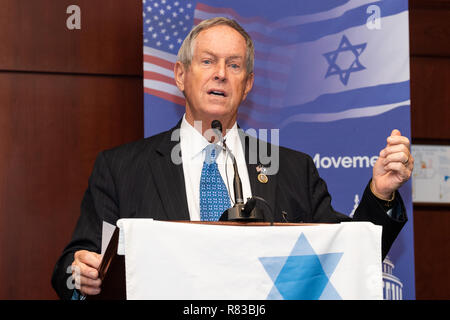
117,219,382,300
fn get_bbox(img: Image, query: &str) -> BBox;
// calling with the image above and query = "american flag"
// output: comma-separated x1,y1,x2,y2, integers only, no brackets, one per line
143,0,292,128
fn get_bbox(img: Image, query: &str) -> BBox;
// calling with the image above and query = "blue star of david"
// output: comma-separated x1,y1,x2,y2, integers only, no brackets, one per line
323,35,367,85
259,234,343,300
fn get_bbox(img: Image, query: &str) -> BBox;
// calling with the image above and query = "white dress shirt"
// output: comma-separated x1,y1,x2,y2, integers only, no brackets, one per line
179,115,252,221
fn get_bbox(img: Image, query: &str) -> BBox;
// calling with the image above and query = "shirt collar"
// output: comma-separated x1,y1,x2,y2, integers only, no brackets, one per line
180,114,240,160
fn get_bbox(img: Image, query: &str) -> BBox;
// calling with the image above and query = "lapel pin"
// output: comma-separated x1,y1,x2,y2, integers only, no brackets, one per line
256,165,268,184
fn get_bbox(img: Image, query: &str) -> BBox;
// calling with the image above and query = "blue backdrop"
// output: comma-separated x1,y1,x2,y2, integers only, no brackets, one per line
142,0,414,300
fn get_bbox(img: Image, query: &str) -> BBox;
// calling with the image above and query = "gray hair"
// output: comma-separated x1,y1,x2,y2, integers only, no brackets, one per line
177,17,254,74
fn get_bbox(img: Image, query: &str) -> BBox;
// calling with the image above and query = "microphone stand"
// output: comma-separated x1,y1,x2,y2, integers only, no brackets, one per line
210,120,265,222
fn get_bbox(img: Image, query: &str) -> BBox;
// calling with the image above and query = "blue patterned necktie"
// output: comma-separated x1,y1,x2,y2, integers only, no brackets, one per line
199,144,231,221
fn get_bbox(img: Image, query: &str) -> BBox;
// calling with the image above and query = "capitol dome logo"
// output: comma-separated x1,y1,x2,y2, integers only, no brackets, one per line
382,255,403,300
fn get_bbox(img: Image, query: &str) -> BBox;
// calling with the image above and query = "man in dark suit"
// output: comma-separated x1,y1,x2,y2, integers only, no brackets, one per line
52,17,414,300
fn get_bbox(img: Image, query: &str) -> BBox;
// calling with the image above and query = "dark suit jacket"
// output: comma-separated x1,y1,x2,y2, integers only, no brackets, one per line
51,121,407,300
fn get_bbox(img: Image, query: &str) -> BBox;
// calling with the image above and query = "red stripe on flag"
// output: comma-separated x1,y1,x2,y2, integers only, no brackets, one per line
144,54,175,70
196,3,269,25
144,71,177,86
144,87,186,106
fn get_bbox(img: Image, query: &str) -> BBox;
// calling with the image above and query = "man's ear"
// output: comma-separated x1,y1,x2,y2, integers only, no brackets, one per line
174,61,186,92
242,72,254,101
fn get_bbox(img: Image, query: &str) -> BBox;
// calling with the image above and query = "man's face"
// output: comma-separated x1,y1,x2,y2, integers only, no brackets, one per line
174,25,254,128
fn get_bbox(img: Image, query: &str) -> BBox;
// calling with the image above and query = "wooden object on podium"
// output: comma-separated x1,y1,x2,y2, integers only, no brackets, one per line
89,221,312,300
89,227,125,300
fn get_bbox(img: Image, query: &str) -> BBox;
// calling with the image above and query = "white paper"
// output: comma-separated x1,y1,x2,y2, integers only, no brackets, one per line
101,221,117,256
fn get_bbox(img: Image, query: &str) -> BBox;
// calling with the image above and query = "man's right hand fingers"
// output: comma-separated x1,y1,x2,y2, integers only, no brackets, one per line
71,250,103,296
74,274,102,290
79,285,101,296
72,271,102,296
74,250,102,269
72,261,99,280
72,264,102,296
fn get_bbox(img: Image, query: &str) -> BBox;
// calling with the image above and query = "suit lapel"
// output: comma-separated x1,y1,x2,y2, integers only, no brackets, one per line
147,123,190,221
239,130,278,218
145,122,279,221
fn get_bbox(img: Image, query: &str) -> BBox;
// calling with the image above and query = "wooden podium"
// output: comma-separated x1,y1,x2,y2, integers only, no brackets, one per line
90,221,309,300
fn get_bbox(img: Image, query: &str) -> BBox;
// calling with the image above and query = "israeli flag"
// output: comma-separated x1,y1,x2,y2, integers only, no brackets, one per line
276,2,410,126
117,220,382,300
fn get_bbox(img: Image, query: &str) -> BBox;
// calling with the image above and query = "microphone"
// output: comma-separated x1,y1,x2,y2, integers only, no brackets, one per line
211,120,265,222
211,120,243,205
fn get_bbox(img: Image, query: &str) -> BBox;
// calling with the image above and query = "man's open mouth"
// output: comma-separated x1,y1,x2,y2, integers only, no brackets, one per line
208,90,227,97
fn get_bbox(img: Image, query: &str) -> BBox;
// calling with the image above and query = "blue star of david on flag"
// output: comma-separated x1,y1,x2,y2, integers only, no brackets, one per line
259,234,343,300
323,35,367,85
